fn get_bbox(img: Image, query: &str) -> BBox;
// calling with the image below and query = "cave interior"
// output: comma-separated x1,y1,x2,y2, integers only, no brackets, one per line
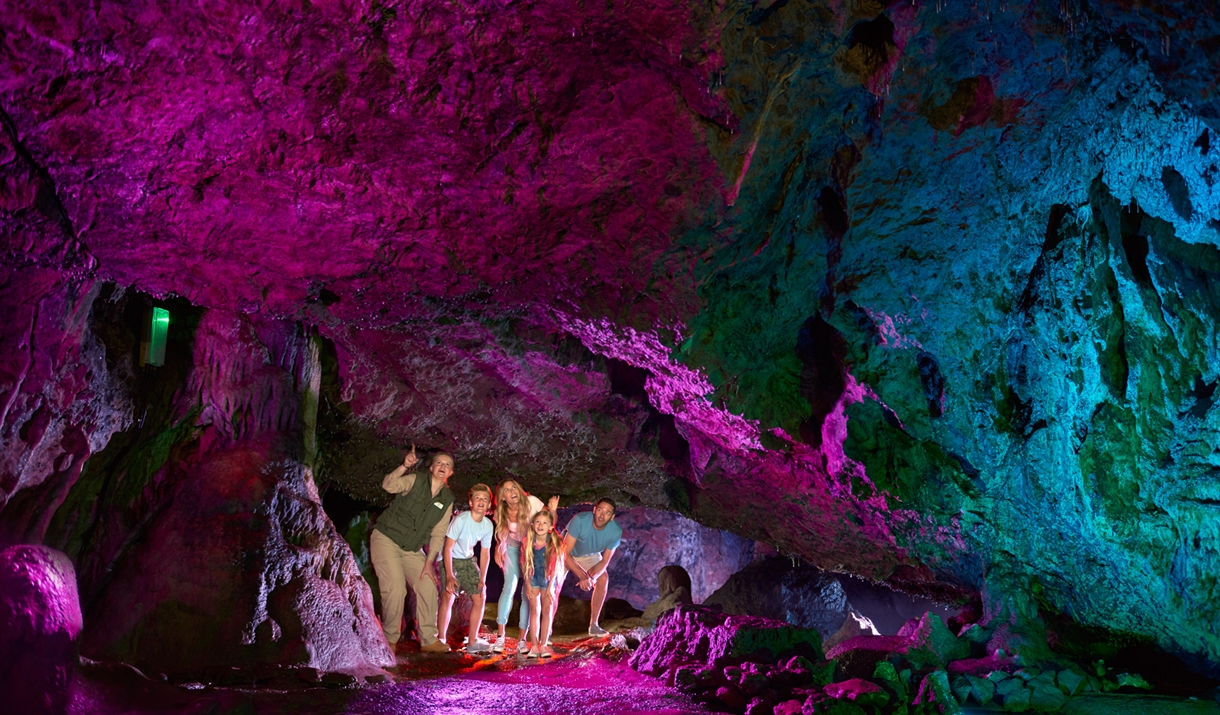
2,0,1220,712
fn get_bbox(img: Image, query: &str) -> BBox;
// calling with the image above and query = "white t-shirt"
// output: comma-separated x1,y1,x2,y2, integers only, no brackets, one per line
444,510,493,560
505,494,545,547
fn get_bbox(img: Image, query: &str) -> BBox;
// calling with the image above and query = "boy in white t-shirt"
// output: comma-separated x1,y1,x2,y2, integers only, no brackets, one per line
436,483,494,653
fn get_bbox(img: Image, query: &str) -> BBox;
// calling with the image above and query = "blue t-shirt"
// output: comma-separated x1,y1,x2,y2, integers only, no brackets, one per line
444,511,493,560
565,511,622,557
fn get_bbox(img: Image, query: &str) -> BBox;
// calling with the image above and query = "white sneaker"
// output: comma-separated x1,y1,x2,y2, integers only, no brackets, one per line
467,639,491,654
588,624,608,636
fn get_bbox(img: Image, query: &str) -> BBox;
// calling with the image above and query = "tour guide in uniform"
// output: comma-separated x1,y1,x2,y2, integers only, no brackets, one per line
370,445,455,653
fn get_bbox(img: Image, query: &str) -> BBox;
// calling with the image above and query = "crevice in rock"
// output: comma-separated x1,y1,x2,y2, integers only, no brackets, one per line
796,315,848,447
1017,203,1071,314
1182,376,1217,420
747,0,790,26
1160,166,1194,220
0,103,88,269
916,349,945,418
1120,202,1154,287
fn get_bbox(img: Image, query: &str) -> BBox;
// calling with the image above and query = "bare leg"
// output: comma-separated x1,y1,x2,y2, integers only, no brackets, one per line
549,563,566,633
526,586,542,648
589,572,609,630
540,589,555,647
437,589,455,645
468,593,486,645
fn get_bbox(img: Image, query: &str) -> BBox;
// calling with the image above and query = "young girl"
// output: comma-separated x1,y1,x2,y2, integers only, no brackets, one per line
521,508,561,658
492,480,558,652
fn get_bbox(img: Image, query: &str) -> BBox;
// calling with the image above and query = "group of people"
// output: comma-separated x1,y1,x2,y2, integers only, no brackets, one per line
369,446,623,657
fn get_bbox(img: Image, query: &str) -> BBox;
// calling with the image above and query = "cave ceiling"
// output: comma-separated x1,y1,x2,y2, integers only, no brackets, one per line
3,0,1220,674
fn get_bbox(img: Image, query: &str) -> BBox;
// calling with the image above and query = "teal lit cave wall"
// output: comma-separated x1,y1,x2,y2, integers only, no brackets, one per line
673,1,1220,671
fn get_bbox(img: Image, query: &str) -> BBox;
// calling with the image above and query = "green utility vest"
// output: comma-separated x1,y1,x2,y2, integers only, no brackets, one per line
374,474,454,552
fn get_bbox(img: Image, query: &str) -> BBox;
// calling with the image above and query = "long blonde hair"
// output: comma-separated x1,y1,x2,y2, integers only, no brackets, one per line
522,509,561,582
494,479,532,542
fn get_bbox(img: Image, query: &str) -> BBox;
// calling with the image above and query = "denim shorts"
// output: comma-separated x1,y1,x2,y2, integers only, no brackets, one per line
529,570,552,590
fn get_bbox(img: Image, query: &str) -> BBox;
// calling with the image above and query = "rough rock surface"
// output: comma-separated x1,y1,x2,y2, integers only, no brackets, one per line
10,294,391,676
2,0,1220,679
703,556,849,638
0,545,82,715
630,603,826,679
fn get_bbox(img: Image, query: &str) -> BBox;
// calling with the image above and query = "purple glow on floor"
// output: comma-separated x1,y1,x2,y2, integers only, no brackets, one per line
64,650,709,715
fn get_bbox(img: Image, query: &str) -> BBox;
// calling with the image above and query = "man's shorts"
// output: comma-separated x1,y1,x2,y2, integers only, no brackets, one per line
452,557,481,594
571,553,603,578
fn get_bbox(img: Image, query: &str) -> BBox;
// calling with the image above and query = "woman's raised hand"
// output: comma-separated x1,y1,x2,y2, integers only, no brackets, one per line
402,444,419,469
547,495,560,514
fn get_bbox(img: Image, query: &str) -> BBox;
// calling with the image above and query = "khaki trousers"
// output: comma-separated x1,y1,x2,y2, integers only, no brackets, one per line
370,529,440,646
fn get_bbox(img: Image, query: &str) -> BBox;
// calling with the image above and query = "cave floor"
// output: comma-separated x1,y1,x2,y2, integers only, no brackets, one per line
70,630,712,715
67,626,1220,714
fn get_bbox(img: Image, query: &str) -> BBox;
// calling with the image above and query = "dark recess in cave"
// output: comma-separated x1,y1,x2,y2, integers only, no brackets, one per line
1120,201,1154,287
796,314,847,447
916,349,945,418
1041,606,1218,696
44,286,204,611
846,13,896,66
1161,166,1195,220
1017,203,1070,313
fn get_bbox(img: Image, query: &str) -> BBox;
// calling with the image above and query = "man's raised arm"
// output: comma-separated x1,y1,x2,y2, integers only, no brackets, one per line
382,445,420,493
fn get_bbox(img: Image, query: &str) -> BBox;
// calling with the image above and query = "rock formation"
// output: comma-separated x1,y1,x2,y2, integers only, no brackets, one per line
1,0,1219,684
0,545,82,715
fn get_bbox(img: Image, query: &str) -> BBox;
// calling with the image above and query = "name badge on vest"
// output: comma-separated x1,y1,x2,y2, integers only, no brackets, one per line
434,501,444,509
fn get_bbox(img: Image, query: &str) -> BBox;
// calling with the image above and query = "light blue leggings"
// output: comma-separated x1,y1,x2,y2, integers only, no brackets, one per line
497,543,530,631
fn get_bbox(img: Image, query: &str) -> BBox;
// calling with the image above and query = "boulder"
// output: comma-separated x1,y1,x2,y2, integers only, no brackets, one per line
825,635,909,681
905,613,970,668
642,585,692,623
552,594,592,635
913,669,961,714
631,604,826,680
703,557,848,638
0,545,83,715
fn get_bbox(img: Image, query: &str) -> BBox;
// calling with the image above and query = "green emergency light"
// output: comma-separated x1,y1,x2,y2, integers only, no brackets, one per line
141,306,169,367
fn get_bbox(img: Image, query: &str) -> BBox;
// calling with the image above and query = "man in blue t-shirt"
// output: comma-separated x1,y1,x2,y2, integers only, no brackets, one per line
558,498,622,636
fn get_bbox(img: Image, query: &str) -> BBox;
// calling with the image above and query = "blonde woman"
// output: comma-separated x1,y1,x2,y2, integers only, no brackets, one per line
492,479,558,652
